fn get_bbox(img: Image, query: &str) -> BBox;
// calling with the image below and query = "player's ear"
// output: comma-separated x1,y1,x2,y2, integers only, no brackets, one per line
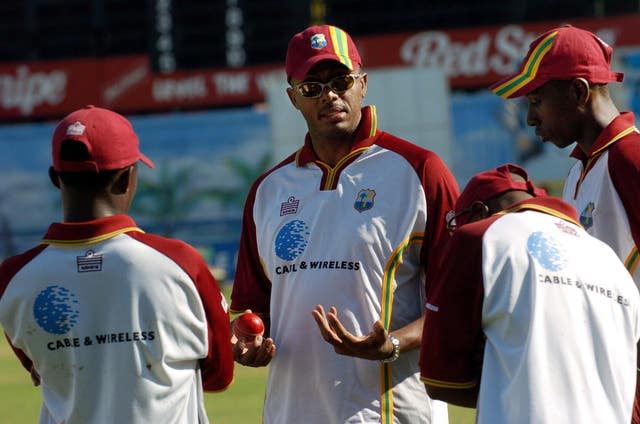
359,73,368,98
48,166,61,189
112,165,135,195
469,201,490,221
569,77,590,107
287,86,301,110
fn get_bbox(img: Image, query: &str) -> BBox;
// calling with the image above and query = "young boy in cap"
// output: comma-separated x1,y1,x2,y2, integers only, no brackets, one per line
0,105,234,424
230,24,458,423
420,163,640,424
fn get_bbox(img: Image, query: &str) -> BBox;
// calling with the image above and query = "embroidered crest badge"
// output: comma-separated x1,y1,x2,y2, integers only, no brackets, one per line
579,202,595,230
66,121,86,136
310,33,327,49
354,189,376,213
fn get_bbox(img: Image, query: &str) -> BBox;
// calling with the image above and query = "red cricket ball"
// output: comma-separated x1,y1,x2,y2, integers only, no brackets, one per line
233,312,265,342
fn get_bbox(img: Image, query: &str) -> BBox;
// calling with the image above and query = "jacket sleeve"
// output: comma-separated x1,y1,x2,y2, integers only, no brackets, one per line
420,152,460,292
191,258,234,391
128,232,234,392
420,223,486,389
609,137,640,255
0,245,48,375
231,179,272,315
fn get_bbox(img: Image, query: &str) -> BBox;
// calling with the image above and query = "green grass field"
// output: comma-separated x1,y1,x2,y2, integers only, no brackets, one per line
0,285,476,423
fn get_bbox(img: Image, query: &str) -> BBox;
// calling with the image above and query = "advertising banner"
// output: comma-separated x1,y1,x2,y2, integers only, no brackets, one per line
1,15,638,121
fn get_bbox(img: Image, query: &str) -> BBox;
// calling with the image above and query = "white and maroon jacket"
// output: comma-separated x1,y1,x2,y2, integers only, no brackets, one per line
0,214,233,424
232,105,459,424
563,112,640,289
421,197,640,424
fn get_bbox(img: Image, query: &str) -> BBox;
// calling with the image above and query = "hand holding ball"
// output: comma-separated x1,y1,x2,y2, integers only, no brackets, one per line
233,312,265,342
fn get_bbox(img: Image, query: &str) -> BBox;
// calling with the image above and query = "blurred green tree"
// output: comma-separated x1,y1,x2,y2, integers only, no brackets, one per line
132,153,271,236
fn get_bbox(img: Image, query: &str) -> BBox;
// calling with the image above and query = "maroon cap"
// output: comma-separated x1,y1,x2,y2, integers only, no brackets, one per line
490,25,624,99
285,24,362,81
52,105,154,172
455,163,547,215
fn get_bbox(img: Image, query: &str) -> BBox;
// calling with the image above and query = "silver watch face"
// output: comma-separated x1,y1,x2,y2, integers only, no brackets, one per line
381,334,400,363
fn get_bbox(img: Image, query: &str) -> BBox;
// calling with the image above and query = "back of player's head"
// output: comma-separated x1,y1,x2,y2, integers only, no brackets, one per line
490,25,624,99
51,105,154,174
285,24,362,81
455,163,547,216
55,140,121,188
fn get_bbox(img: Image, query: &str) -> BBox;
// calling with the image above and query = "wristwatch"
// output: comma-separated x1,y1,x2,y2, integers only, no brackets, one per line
380,334,400,363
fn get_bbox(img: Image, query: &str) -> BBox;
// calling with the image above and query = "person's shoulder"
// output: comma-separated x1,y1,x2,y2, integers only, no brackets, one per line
609,129,640,162
0,244,49,296
375,131,434,156
0,244,49,273
127,230,227,286
0,244,47,266
249,151,298,190
607,130,640,186
127,232,207,273
454,214,532,256
375,130,449,168
455,216,500,241
129,231,195,251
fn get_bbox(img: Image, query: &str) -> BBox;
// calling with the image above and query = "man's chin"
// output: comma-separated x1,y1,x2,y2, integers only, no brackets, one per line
321,123,354,139
549,139,575,149
541,136,574,149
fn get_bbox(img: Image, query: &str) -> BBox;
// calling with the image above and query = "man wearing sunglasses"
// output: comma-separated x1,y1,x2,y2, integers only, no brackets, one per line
420,163,640,423
230,24,458,423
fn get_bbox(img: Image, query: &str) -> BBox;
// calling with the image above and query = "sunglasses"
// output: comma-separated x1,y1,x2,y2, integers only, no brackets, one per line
446,202,490,233
292,74,361,98
445,210,466,233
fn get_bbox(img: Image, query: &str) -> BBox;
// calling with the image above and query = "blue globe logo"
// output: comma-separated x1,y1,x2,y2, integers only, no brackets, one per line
33,286,79,334
527,231,567,272
275,220,310,261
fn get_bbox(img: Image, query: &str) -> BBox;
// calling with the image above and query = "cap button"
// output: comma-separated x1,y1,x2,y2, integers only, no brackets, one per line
84,105,95,109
